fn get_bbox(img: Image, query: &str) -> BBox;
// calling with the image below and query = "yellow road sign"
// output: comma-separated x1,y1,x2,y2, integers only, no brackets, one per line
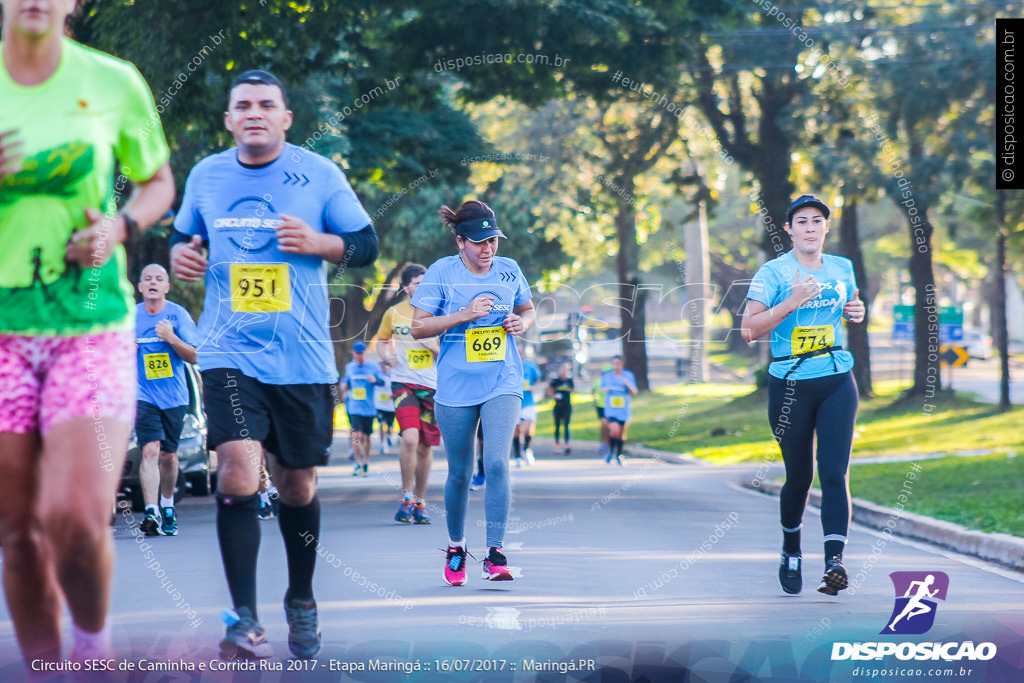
939,345,968,367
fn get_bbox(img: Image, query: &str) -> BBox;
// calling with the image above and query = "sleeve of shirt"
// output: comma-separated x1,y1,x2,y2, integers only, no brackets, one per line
746,264,776,308
116,63,171,182
410,264,445,317
177,306,199,347
340,364,351,389
172,167,208,239
514,262,533,306
322,165,372,235
376,307,394,341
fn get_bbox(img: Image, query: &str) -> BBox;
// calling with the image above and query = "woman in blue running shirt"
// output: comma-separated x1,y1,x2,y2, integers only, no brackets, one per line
411,200,535,586
741,194,865,598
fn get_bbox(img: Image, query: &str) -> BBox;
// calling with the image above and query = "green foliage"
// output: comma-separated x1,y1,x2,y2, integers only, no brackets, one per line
851,454,1024,536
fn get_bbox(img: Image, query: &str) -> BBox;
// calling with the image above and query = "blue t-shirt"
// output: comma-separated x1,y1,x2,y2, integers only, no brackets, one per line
521,360,542,408
173,143,372,385
342,360,385,417
410,254,532,407
746,251,857,380
136,301,198,410
601,369,637,422
374,373,394,413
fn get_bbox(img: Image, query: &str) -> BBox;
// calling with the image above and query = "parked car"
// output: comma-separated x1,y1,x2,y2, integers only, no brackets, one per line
119,363,216,511
963,329,993,361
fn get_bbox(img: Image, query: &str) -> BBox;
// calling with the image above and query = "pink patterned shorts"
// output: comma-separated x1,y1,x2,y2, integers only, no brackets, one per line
0,331,136,436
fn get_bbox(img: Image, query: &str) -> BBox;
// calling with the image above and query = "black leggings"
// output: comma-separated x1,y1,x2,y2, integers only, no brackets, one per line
769,372,858,543
553,403,572,443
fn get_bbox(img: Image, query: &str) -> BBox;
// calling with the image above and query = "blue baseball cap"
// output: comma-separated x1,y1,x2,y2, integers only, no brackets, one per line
353,340,367,352
456,216,506,242
787,194,830,223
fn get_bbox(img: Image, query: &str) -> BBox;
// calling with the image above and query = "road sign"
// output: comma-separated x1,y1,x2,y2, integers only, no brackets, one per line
939,306,963,343
939,345,968,367
890,305,964,343
892,322,914,342
892,305,915,341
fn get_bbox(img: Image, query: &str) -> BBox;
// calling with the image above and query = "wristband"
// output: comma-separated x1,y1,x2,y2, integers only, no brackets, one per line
120,213,140,244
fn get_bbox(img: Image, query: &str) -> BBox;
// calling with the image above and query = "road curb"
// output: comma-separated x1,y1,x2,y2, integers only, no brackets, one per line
745,480,1024,572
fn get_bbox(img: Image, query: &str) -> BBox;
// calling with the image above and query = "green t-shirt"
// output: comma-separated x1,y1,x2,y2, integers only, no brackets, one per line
0,38,170,336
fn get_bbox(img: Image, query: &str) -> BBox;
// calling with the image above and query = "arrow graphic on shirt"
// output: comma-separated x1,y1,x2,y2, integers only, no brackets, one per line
499,271,516,282
283,171,310,186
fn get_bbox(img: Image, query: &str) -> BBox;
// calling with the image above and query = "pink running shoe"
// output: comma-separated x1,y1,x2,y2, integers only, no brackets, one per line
482,547,514,581
444,545,468,586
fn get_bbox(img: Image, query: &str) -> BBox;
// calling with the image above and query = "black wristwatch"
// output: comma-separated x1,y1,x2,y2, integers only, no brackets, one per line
121,213,140,244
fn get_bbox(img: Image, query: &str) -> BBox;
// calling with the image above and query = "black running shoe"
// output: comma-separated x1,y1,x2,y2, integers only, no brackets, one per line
140,512,160,537
219,606,272,660
779,551,802,594
817,555,848,596
283,595,321,659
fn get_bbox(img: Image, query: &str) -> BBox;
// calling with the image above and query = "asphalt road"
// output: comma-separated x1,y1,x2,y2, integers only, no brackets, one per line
0,437,1021,682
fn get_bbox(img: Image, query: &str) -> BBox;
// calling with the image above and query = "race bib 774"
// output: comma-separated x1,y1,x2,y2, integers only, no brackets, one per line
791,325,835,355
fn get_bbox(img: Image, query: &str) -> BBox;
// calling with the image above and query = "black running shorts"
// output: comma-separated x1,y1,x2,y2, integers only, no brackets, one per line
202,368,334,470
135,401,187,453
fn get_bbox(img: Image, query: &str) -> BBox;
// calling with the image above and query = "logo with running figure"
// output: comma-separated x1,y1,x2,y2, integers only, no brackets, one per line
881,571,949,635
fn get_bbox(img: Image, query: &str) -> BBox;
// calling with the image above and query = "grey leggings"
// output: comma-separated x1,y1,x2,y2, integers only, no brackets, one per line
435,394,520,548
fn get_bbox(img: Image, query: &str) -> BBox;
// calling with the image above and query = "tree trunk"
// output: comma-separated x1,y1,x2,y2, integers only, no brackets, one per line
837,200,873,397
753,146,795,261
995,191,1011,411
709,253,755,355
684,198,710,383
614,184,650,391
329,274,371,375
908,210,940,398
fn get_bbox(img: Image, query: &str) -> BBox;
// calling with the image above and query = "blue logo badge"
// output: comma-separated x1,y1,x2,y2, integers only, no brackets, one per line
881,571,949,635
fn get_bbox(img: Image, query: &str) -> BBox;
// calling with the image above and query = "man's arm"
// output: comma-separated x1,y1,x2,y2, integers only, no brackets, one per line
168,336,197,365
155,320,197,364
277,215,378,267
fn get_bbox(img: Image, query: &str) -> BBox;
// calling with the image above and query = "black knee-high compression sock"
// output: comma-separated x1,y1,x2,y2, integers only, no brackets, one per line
278,495,321,601
783,527,801,555
216,492,261,617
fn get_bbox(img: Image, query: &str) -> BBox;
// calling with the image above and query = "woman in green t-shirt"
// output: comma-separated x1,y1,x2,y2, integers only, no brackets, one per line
0,0,174,665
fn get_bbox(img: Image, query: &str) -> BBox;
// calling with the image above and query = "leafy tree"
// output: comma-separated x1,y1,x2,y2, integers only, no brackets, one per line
862,3,997,400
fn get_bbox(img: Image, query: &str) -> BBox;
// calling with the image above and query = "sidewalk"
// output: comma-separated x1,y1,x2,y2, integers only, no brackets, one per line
623,441,1024,573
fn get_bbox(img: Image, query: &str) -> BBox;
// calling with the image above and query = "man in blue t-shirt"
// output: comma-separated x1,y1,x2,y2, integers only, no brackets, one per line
511,348,542,466
341,340,385,476
135,264,198,537
169,70,377,661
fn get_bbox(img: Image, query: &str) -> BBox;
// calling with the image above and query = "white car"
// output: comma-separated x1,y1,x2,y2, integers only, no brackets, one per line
963,329,993,360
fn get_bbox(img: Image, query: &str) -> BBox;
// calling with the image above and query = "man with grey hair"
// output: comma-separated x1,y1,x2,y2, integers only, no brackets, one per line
135,263,198,536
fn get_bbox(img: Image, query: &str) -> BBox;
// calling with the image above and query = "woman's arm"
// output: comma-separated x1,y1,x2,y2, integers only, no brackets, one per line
411,295,493,339
504,300,536,337
741,270,820,342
